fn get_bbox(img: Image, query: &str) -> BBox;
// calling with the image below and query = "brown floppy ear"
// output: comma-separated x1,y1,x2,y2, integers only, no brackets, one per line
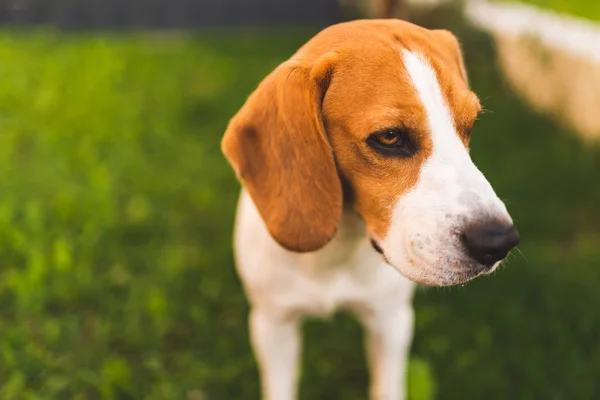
432,29,469,85
222,56,343,253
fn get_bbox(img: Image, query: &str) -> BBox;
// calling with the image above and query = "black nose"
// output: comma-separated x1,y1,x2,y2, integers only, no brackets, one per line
462,221,520,267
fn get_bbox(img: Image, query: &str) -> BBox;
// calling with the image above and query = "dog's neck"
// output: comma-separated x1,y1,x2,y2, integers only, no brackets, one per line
301,205,370,274
317,206,369,270
338,178,367,242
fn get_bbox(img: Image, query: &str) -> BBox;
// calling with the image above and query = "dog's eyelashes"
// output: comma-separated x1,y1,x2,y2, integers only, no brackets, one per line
367,128,417,158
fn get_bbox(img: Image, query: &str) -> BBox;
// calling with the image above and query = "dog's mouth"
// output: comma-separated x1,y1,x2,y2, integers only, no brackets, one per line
369,237,494,286
370,238,384,254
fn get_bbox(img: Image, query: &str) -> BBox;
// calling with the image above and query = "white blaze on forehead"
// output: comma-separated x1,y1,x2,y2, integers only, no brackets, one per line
402,50,467,162
399,49,505,211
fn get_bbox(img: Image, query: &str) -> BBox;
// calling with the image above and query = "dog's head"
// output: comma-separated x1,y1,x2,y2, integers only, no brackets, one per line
222,20,519,286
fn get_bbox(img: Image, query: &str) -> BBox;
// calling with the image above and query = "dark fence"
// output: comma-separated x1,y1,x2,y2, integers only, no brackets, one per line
0,0,341,29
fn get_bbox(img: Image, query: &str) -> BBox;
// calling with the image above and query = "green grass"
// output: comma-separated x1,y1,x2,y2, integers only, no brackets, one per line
0,9,599,400
501,0,600,22
0,29,314,399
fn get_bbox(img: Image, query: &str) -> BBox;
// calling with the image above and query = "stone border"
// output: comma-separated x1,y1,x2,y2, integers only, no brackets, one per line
465,0,600,139
466,0,600,64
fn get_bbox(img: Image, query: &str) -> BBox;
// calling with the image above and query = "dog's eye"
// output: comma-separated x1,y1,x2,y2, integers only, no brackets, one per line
367,128,417,157
377,130,401,146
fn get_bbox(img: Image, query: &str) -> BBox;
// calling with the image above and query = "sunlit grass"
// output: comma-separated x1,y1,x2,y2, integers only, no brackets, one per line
499,0,600,22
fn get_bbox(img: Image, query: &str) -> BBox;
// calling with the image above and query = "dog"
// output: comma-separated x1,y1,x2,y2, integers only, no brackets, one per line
221,19,520,400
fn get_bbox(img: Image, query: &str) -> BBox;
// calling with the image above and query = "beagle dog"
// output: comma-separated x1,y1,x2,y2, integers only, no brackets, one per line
222,19,520,400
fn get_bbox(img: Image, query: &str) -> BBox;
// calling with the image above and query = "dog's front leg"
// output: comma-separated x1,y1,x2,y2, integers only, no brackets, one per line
250,308,301,400
362,305,414,400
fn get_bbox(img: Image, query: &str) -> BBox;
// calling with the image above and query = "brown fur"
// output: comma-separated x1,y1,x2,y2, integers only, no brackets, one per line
222,20,481,252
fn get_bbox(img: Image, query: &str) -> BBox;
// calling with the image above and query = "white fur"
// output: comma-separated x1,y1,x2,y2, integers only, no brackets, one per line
235,190,415,400
380,50,511,285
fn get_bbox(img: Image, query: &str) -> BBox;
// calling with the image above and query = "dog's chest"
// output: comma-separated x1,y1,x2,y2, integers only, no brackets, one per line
295,240,379,317
234,190,413,320
278,216,409,319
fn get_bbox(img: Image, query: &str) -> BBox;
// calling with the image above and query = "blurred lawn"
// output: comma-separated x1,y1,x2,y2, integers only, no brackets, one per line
0,30,309,399
503,0,600,22
0,9,599,400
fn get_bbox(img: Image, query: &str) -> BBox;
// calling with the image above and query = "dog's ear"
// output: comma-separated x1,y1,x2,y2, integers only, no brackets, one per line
222,55,342,253
431,29,469,85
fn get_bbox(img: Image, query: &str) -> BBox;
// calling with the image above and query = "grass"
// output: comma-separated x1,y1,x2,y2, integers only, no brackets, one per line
499,0,600,22
0,9,599,400
0,29,307,399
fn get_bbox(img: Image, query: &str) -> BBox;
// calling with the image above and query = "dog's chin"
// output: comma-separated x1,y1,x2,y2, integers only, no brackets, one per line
381,251,489,287
393,264,485,287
